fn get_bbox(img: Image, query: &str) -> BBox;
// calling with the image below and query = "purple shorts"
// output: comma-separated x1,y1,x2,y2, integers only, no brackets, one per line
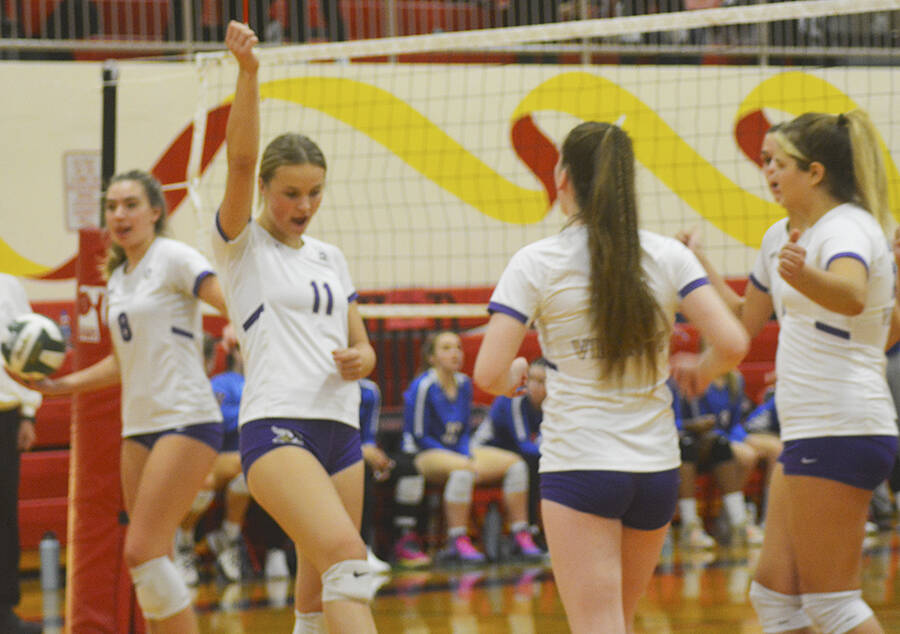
540,468,679,530
125,422,223,452
222,429,240,453
240,418,362,476
779,435,898,490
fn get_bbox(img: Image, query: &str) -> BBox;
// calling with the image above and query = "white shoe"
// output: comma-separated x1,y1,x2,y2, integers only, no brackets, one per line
217,541,243,582
265,548,290,580
680,521,716,550
367,546,392,574
174,545,199,586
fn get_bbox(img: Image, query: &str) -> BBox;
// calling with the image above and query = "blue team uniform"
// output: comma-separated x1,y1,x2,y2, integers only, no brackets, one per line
670,375,751,442
359,378,381,446
210,371,245,435
402,369,472,455
475,395,542,458
743,398,780,436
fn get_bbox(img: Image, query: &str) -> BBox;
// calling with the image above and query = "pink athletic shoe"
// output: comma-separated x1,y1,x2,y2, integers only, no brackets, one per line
447,535,485,563
394,533,431,568
513,529,545,558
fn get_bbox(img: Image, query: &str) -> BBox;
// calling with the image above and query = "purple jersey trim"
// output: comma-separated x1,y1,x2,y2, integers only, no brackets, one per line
171,326,194,339
826,251,868,272
814,321,850,340
193,270,214,297
748,273,768,293
242,303,264,331
487,301,528,324
348,291,359,303
678,277,710,299
215,210,251,242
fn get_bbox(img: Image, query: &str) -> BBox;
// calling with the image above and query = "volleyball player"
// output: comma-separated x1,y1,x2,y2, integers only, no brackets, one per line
471,357,548,531
683,110,897,634
29,170,228,633
214,21,377,633
403,330,543,563
473,121,748,632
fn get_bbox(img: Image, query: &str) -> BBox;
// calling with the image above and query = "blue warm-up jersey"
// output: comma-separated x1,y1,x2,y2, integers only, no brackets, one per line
359,378,381,445
670,375,751,442
210,371,245,434
474,394,542,458
402,369,472,455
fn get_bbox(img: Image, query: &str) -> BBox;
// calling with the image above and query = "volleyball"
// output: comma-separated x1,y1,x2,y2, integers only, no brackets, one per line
1,313,67,380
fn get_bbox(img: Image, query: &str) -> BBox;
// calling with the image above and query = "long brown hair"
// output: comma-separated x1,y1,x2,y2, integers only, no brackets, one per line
561,122,667,383
101,170,168,278
774,110,891,235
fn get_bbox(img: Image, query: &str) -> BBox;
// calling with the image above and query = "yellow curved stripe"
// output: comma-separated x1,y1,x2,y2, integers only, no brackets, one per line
261,77,549,224
737,71,900,223
0,238,50,277
513,71,782,248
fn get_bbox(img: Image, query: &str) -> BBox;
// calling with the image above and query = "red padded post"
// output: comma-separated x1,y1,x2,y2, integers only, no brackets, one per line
66,228,141,633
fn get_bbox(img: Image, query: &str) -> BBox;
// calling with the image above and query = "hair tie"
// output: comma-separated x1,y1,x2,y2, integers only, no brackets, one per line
837,113,849,126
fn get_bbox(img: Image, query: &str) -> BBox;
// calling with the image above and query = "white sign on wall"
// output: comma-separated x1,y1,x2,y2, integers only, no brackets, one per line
64,151,101,231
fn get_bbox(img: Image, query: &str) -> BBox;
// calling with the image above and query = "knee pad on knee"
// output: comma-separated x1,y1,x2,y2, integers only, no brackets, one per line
191,489,215,514
444,469,475,504
227,472,249,495
395,474,425,505
321,559,376,604
502,460,528,496
802,589,873,634
129,556,192,620
293,610,325,633
748,581,812,633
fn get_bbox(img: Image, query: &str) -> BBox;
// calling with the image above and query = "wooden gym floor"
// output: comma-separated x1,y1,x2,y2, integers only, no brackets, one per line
16,531,900,633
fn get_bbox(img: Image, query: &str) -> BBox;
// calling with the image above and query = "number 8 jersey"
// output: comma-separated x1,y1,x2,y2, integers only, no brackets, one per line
106,237,223,436
212,218,361,429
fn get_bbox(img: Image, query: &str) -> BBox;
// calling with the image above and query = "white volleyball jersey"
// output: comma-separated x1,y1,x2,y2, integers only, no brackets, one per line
490,226,708,473
106,237,223,436
212,218,360,428
750,203,897,441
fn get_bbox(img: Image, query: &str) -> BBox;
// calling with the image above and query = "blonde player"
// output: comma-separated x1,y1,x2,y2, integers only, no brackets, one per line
214,21,377,634
28,170,228,633
473,122,748,632
683,110,898,634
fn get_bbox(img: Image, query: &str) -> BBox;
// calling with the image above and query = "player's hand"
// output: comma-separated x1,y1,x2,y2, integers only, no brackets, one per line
778,229,806,284
221,323,238,353
225,21,259,73
669,352,709,399
17,419,36,451
675,226,703,254
507,356,529,397
333,347,364,380
362,445,395,480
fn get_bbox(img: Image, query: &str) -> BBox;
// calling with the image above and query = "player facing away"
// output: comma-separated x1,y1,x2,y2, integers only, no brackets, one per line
682,110,899,634
473,121,748,633
214,21,377,634
25,170,229,633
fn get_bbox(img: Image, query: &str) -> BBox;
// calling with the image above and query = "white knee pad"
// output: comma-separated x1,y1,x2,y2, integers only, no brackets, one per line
191,489,215,514
321,559,376,604
802,589,874,634
227,472,249,495
748,581,813,633
292,610,325,633
502,460,528,496
396,474,425,504
444,469,475,504
129,556,192,620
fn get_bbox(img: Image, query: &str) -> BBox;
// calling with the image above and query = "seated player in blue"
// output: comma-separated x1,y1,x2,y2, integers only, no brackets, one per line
402,330,543,563
671,370,761,548
175,334,251,585
736,393,782,529
358,378,431,569
472,357,548,533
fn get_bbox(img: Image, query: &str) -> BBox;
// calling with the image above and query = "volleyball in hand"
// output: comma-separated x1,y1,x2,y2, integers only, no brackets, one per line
1,313,67,380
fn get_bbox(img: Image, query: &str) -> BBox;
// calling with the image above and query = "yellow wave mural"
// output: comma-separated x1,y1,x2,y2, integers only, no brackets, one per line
260,77,549,225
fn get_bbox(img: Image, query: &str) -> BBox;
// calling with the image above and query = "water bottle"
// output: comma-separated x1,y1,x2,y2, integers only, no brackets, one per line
39,531,60,591
58,310,71,349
